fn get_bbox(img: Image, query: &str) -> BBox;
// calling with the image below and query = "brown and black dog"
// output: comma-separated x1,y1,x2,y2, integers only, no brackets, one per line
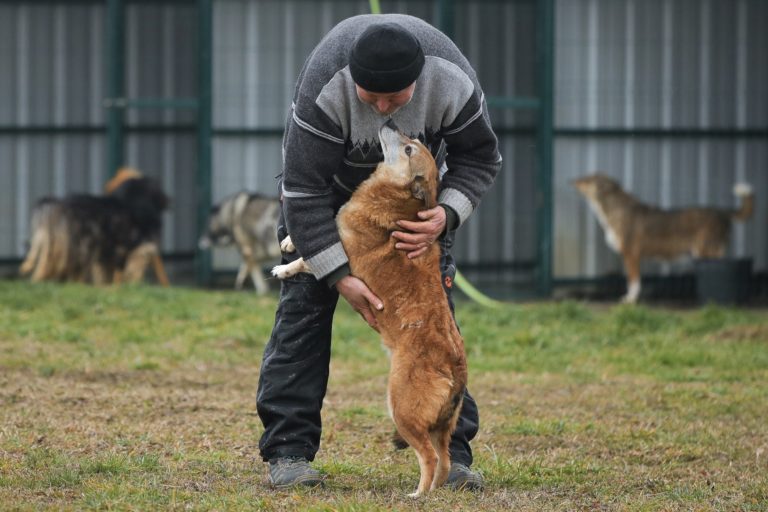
573,173,754,303
19,167,170,286
272,121,467,496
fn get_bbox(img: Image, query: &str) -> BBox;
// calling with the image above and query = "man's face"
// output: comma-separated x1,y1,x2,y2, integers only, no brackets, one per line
355,83,416,116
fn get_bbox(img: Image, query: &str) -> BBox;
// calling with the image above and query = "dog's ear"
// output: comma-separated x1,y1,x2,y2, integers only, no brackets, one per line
410,175,436,209
410,176,427,206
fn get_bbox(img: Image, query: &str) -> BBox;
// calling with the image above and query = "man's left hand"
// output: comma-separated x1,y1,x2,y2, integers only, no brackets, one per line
392,206,446,259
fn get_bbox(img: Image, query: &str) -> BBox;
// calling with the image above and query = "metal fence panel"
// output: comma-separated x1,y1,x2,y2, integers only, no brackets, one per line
554,0,768,278
2,0,764,290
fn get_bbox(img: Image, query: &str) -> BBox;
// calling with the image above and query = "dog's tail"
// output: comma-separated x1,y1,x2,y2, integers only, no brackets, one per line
105,166,143,194
731,183,754,222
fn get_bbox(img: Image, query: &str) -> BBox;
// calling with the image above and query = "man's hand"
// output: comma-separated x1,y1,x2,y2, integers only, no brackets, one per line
391,206,446,259
335,274,383,331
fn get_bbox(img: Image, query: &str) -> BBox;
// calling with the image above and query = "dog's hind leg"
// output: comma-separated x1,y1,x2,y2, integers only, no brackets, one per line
123,243,156,284
250,261,269,295
20,232,43,276
396,421,437,498
91,264,108,286
621,253,641,304
389,379,438,496
30,232,52,282
431,390,463,490
151,253,170,287
429,429,452,490
243,255,268,295
235,261,248,289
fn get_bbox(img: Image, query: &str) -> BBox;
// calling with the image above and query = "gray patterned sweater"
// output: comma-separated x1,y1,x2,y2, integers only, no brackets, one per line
281,14,502,280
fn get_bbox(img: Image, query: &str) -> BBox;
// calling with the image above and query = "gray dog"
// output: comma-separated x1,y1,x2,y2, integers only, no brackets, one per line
198,191,281,294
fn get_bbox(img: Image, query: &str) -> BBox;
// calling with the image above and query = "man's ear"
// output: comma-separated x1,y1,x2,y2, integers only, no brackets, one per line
410,176,435,209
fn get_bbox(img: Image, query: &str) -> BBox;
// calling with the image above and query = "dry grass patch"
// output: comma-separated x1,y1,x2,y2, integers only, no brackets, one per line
1,282,767,510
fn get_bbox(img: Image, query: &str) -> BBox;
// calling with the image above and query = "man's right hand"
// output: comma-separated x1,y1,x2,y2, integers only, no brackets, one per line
335,275,383,331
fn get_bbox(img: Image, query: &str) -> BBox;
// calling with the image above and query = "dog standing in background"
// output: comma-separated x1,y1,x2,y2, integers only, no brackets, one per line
198,191,281,294
19,167,169,285
572,173,754,303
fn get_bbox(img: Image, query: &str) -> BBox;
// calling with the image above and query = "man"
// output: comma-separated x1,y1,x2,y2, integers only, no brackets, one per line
257,14,502,490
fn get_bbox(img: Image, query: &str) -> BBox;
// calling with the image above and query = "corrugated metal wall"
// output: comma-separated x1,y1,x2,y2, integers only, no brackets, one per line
554,0,768,278
1,0,765,291
452,1,538,274
122,2,198,255
0,2,106,258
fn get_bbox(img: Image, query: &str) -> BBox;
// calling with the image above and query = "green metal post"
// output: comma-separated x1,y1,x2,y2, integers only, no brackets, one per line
437,0,456,39
106,0,124,182
536,0,555,296
196,0,213,286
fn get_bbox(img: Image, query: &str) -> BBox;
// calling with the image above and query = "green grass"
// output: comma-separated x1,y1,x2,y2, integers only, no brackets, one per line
1,281,767,510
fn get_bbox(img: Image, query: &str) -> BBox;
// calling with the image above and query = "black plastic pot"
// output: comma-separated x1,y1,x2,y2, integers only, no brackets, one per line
694,258,753,305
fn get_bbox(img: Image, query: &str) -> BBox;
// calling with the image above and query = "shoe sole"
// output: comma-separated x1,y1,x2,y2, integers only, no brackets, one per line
447,474,484,491
450,479,484,491
271,474,324,489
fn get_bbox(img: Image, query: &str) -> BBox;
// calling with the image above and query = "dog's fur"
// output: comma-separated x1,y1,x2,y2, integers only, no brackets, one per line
572,173,754,303
272,121,467,496
19,168,169,285
198,191,281,294
104,168,170,286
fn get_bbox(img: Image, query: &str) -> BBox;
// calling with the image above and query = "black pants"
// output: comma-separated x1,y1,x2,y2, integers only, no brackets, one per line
256,211,479,466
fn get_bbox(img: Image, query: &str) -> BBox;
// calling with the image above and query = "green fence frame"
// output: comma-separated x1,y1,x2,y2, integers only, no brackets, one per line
437,0,554,297
104,0,213,286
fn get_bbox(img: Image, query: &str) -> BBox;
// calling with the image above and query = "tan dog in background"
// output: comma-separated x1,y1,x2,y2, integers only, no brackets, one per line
572,173,754,303
272,121,467,497
198,191,281,294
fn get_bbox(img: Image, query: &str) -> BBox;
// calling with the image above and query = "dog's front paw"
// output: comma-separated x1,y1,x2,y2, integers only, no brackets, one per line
271,264,295,279
271,258,310,279
280,235,296,253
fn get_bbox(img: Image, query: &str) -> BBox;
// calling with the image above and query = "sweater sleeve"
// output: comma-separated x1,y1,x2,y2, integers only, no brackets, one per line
438,90,502,226
281,97,349,280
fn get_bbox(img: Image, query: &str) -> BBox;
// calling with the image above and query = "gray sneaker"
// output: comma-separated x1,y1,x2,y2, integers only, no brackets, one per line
445,462,484,491
268,457,323,489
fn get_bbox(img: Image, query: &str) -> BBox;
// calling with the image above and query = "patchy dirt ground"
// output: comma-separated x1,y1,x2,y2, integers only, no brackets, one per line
2,284,767,510
3,362,768,511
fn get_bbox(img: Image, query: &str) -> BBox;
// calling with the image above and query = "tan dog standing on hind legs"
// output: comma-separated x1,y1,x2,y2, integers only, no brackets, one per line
257,15,499,495
572,174,754,303
273,121,468,496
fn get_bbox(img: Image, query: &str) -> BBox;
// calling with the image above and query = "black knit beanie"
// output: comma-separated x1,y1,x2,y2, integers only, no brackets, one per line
349,22,425,93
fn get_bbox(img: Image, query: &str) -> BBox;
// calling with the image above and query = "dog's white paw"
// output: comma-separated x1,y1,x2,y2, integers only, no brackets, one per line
271,264,295,279
280,235,296,253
